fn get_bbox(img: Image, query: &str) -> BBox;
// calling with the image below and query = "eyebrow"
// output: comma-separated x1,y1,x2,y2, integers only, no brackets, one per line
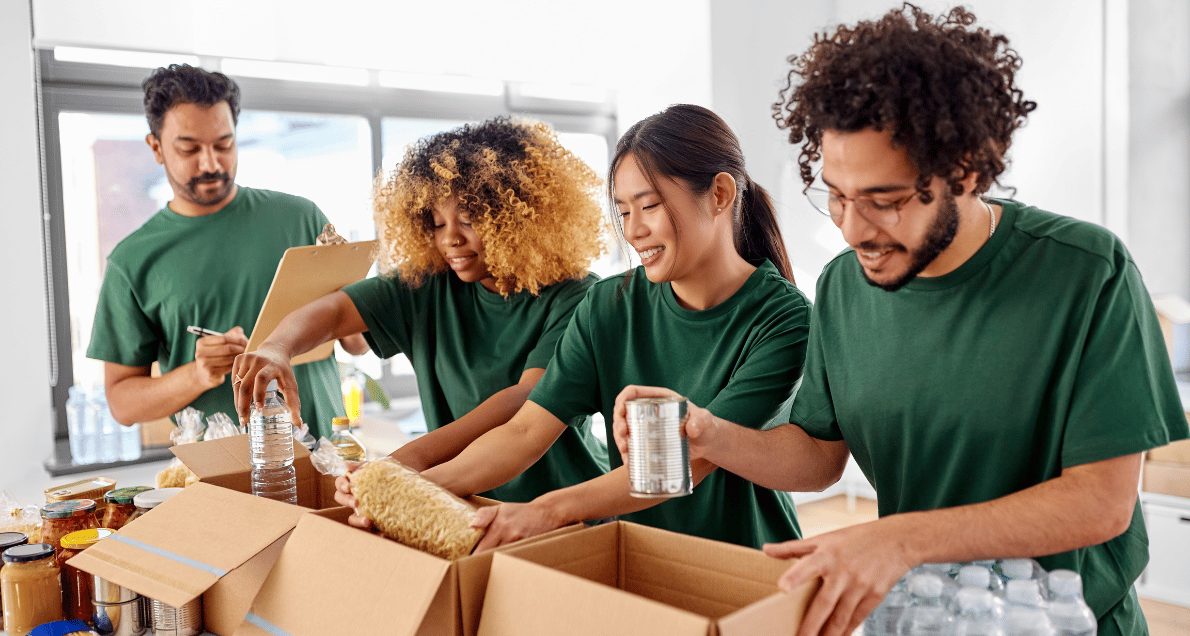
175,134,234,143
821,175,915,195
612,190,658,205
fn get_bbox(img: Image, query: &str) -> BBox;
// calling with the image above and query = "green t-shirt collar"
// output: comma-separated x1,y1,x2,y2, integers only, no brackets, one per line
159,185,245,225
902,198,1018,292
661,259,777,321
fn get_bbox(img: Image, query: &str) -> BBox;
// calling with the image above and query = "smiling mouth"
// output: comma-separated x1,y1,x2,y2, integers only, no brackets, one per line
637,246,665,266
446,254,476,267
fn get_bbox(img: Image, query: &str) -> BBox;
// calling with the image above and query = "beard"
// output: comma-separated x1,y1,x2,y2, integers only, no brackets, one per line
859,189,960,292
167,166,235,206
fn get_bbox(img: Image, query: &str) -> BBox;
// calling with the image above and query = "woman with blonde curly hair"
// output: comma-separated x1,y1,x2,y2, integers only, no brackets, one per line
337,104,811,552
233,117,609,502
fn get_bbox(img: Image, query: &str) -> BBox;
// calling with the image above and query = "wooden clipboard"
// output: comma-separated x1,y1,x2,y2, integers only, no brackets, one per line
246,240,377,365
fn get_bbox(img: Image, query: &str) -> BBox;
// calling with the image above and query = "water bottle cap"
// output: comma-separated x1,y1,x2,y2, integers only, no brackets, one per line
909,573,944,598
955,587,995,613
1000,558,1035,580
957,565,990,589
1047,569,1083,597
1005,579,1045,606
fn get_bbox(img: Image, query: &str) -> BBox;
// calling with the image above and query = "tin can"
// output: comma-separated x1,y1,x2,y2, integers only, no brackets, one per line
45,477,117,505
149,597,202,636
626,397,692,498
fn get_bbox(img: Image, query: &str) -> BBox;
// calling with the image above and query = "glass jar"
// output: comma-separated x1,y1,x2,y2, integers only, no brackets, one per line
101,487,153,530
124,488,183,526
1,543,64,636
58,528,113,623
40,500,98,560
0,532,29,631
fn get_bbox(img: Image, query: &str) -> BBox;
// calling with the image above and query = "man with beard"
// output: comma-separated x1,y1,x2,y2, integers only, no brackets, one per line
87,64,366,438
611,5,1186,635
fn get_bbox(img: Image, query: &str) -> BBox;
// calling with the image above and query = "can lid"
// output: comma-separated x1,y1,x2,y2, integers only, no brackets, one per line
0,531,28,551
331,416,350,428
105,486,154,504
2,542,55,563
133,487,183,510
625,397,687,421
61,527,114,549
42,499,97,518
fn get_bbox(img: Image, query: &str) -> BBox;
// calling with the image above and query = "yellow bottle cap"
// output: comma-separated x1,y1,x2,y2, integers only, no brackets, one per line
61,527,115,550
332,416,351,427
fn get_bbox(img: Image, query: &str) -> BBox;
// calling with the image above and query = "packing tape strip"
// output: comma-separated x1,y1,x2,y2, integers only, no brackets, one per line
245,611,291,635
108,534,229,577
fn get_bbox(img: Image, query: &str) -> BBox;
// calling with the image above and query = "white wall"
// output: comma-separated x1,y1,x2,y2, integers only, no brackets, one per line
0,1,55,494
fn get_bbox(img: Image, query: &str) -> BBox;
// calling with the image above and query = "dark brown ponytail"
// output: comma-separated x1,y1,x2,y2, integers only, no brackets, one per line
609,104,795,282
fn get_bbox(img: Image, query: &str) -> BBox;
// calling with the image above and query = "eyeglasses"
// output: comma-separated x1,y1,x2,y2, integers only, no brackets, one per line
803,170,919,229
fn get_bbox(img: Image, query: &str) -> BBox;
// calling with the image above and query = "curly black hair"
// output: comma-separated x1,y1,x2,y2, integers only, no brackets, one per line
773,3,1037,202
142,64,241,137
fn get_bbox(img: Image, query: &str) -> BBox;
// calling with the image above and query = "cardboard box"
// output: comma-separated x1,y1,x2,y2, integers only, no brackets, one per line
67,483,307,636
1144,460,1190,499
477,521,815,636
1148,436,1190,465
237,505,578,636
171,435,339,509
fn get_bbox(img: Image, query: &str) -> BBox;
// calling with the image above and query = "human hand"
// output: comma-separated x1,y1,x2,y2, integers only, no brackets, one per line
192,326,247,390
611,385,722,463
231,341,300,424
470,501,565,552
333,463,373,530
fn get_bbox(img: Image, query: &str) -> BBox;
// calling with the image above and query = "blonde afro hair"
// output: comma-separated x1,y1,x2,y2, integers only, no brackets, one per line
373,117,605,296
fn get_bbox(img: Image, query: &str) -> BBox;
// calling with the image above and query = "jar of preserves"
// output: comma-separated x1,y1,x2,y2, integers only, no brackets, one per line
40,501,98,560
1,543,64,636
0,532,29,630
101,487,152,530
58,528,114,624
124,489,182,526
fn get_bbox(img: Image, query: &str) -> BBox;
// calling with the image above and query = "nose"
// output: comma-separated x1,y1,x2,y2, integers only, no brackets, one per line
438,222,463,248
623,210,648,242
198,146,221,174
836,200,879,247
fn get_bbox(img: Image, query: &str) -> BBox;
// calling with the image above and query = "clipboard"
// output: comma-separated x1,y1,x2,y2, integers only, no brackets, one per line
246,240,377,365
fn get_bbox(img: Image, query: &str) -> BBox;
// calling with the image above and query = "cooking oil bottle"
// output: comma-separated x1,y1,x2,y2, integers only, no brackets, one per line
329,416,366,463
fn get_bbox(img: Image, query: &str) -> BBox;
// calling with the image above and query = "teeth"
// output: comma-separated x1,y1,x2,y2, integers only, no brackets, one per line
861,248,891,259
638,246,664,260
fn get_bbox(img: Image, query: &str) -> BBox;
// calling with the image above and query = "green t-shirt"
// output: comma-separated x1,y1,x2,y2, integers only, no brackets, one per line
529,261,811,548
87,187,346,439
791,199,1188,635
342,271,608,503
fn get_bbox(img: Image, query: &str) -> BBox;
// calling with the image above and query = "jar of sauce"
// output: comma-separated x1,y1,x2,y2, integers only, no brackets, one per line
101,487,152,530
0,532,29,631
1,543,64,636
124,488,182,526
40,501,98,560
58,528,114,624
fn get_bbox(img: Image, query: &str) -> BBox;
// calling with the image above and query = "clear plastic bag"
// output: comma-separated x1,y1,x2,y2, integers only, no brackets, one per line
171,407,206,445
203,412,241,440
0,491,41,542
309,437,348,477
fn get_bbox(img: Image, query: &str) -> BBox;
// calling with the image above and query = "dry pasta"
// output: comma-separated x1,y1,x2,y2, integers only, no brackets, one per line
351,458,483,559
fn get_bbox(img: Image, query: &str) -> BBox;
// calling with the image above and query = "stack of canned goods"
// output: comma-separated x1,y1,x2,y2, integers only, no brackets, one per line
90,575,203,636
626,397,693,498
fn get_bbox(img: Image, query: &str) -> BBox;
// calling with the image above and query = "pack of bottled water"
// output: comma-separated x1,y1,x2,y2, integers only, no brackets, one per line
864,559,1097,635
65,384,142,465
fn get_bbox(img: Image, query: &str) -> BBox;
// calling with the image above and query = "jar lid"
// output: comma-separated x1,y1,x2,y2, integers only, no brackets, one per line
133,487,183,510
42,499,98,519
61,527,114,550
2,542,54,563
0,531,28,551
331,416,350,428
105,486,153,504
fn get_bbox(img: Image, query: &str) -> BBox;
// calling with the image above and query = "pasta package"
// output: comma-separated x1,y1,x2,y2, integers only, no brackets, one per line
350,458,483,560
155,461,200,489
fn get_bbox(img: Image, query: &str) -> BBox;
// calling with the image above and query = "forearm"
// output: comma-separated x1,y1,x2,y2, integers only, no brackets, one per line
421,401,564,496
536,460,717,525
265,291,364,358
107,363,210,424
884,454,1142,565
708,422,848,492
393,381,535,471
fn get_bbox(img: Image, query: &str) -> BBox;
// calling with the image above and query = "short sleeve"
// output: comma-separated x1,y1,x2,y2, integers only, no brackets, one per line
342,275,416,359
527,289,602,425
1060,260,1188,467
789,302,844,441
309,201,330,243
86,261,159,367
523,276,597,371
704,299,810,430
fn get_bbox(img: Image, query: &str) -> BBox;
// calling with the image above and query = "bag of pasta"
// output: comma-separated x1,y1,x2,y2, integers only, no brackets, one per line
349,458,483,560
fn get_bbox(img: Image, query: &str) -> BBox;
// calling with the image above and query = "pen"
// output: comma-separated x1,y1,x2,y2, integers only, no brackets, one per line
186,325,224,337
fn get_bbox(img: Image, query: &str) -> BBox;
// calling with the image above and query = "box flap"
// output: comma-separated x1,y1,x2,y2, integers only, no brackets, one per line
495,521,620,586
478,554,710,636
620,523,787,618
172,436,323,508
717,589,816,636
68,483,305,608
239,513,453,635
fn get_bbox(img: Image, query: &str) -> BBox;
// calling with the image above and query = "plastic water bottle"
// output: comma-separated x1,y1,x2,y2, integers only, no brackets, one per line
1046,570,1096,635
863,583,909,635
93,390,120,463
1005,579,1049,610
917,562,961,609
953,588,1005,636
1004,606,1056,635
119,421,142,461
999,558,1044,583
249,380,296,503
958,564,1006,594
66,386,95,464
896,573,954,634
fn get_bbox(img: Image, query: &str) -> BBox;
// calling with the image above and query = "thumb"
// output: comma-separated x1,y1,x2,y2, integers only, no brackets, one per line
763,538,817,560
472,504,499,530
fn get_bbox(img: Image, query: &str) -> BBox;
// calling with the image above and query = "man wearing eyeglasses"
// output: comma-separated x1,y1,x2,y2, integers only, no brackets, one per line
612,5,1185,635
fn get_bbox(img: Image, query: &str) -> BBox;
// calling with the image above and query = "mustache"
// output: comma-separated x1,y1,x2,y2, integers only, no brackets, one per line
856,241,905,252
187,172,230,189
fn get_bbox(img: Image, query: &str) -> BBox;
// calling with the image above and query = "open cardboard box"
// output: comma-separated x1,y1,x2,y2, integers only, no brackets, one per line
1144,460,1190,498
67,482,307,635
478,521,816,636
171,434,339,509
237,505,578,636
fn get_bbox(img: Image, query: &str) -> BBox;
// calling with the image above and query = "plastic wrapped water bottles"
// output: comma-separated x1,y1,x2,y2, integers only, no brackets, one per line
65,385,141,465
953,588,1004,635
248,380,297,504
1047,570,1097,636
896,573,954,634
864,580,911,635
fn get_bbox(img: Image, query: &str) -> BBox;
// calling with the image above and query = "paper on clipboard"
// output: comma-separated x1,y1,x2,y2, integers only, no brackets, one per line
246,240,377,365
